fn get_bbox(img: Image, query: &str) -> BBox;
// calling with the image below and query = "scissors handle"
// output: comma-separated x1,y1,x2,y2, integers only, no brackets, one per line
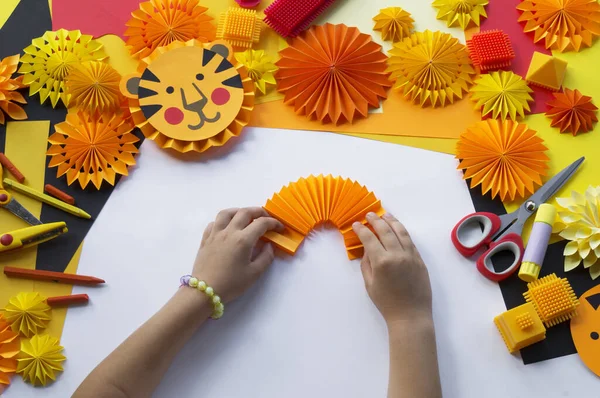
451,212,502,257
476,233,524,282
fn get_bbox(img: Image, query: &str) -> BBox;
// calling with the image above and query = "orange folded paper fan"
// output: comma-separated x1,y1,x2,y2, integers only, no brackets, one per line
47,109,139,190
517,0,600,52
0,314,19,387
0,55,27,125
65,61,123,114
263,175,385,259
125,0,216,60
545,88,598,135
276,23,391,125
120,39,254,154
387,30,476,108
456,120,550,201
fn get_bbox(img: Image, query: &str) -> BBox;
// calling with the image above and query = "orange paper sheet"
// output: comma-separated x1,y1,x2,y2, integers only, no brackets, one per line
276,23,391,125
263,175,385,259
456,119,550,201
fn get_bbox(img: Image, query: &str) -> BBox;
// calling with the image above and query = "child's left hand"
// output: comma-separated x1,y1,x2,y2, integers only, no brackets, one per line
192,207,284,303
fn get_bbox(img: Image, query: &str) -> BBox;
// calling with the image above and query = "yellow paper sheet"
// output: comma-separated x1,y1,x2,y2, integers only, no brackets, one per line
96,35,138,77
0,0,19,30
0,121,49,308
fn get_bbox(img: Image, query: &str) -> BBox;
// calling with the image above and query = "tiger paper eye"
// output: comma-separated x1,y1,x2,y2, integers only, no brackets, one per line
120,39,255,154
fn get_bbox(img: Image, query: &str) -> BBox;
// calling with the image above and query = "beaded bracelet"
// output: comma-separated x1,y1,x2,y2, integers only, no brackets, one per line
180,275,225,319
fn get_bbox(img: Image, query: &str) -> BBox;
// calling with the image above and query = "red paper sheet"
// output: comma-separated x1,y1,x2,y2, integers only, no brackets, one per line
52,0,141,39
480,0,554,114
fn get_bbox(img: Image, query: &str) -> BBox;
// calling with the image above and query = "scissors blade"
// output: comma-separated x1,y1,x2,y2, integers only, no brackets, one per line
526,157,585,208
3,198,42,226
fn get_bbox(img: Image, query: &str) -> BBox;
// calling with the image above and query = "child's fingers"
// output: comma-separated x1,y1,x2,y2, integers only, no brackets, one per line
366,212,402,251
360,256,373,285
214,208,239,230
200,222,214,247
229,207,270,230
382,213,416,252
353,222,384,255
243,217,284,244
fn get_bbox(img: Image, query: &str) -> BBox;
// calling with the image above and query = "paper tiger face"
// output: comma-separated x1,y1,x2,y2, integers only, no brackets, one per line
122,41,245,142
570,286,600,376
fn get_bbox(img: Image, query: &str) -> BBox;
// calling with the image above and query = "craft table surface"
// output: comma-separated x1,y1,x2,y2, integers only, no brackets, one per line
4,128,597,397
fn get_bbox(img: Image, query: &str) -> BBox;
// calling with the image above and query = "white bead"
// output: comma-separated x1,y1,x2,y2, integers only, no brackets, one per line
212,295,221,304
189,277,198,288
197,281,207,291
205,287,214,297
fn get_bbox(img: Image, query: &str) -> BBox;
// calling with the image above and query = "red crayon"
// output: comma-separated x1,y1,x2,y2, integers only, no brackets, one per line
3,266,105,285
47,294,89,307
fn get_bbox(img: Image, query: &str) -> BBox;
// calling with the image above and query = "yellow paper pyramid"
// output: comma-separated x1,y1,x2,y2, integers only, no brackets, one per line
525,52,567,91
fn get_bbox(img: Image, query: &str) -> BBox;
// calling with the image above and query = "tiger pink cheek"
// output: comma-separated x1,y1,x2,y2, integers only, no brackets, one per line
164,107,184,125
211,88,230,106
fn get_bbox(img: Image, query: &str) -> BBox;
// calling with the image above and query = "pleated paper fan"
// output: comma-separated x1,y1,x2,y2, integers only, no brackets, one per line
456,120,550,201
3,292,51,338
17,335,66,386
373,7,415,42
470,71,534,121
125,0,216,59
65,61,123,114
0,54,27,125
276,23,392,125
18,29,107,108
546,88,598,135
47,109,139,190
121,39,255,154
263,175,385,259
517,0,600,52
387,30,476,108
234,49,277,96
0,314,19,387
433,0,489,30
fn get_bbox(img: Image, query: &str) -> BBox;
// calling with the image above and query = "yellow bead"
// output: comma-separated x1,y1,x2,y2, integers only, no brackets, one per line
197,281,207,291
205,287,214,297
189,277,199,288
215,303,224,312
212,295,221,304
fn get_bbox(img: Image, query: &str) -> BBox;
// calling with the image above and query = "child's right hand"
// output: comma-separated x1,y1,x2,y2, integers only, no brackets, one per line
352,213,433,326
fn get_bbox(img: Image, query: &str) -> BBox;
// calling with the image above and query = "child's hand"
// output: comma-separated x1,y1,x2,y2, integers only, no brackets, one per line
192,207,284,303
352,213,433,325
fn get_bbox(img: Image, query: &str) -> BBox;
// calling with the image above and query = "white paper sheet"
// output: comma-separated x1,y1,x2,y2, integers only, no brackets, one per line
4,128,596,397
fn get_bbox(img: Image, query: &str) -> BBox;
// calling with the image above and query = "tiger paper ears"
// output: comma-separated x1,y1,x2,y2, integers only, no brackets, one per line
262,175,385,259
120,39,255,154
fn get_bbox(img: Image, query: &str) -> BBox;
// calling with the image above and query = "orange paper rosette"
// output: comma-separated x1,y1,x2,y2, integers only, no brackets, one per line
0,314,19,387
546,88,598,135
125,0,216,59
0,55,27,125
65,61,123,114
276,23,392,125
456,119,550,201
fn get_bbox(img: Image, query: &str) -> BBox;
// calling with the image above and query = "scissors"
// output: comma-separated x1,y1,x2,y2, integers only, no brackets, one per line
451,157,585,282
0,163,68,252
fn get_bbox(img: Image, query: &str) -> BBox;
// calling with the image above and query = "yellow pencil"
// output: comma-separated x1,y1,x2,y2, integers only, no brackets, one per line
3,178,92,220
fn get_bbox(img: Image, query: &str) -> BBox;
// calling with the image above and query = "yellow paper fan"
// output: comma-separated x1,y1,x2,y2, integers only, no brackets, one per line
470,71,534,120
387,30,476,107
517,0,600,52
125,0,216,59
234,50,277,96
0,54,27,125
373,7,415,42
0,314,19,387
554,186,600,279
456,119,550,201
433,0,489,30
263,175,385,259
65,61,123,114
17,334,66,386
3,292,51,338
47,109,139,190
18,29,107,108
121,39,254,154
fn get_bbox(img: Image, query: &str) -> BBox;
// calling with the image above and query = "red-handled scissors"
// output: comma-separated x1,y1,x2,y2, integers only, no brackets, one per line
451,157,585,282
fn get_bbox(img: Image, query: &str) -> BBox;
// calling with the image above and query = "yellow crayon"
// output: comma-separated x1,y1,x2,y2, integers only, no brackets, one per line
3,178,91,220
